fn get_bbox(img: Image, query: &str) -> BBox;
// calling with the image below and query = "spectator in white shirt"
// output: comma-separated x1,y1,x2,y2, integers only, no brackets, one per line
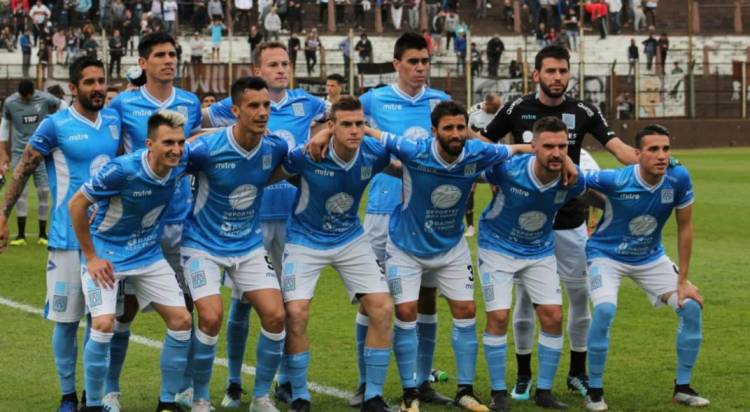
163,0,179,35
264,7,282,40
29,0,51,46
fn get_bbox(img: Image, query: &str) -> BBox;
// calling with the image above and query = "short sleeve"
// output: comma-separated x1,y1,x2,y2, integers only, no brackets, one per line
359,90,373,117
2,100,11,120
207,98,235,127
108,94,123,117
571,166,587,197
46,93,62,112
482,100,514,142
185,135,211,173
81,160,127,202
282,145,307,175
29,118,58,156
674,167,695,209
189,98,203,134
583,169,617,195
584,102,617,146
309,95,327,122
481,141,512,166
482,162,504,185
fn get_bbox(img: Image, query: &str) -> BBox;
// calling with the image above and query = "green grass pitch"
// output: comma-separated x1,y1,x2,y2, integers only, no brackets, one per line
0,148,748,411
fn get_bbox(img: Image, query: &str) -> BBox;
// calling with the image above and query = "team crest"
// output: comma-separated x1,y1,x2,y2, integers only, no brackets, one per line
361,166,372,180
292,103,305,117
262,154,272,170
53,295,68,312
661,188,674,203
464,163,476,176
562,113,576,129
554,190,568,204
109,125,119,140
176,105,189,120
34,103,42,112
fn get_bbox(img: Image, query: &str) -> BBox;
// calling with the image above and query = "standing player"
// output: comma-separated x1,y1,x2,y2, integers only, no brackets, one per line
0,57,119,412
481,45,637,399
203,41,328,407
68,110,193,412
353,31,451,408
180,77,289,412
478,117,585,411
583,125,708,411
0,80,66,246
279,96,395,412
105,31,202,410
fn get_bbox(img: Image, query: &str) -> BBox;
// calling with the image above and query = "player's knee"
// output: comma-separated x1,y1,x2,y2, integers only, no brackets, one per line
450,301,476,319
92,315,115,333
593,302,617,327
395,303,417,322
537,305,563,329
263,307,286,333
198,309,223,336
486,310,509,334
168,310,193,331
285,302,309,325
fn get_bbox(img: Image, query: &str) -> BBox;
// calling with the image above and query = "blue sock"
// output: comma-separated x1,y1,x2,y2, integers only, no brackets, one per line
84,329,113,407
254,328,285,397
52,321,80,396
286,351,311,402
84,314,92,345
159,329,192,402
451,318,478,386
588,303,617,389
192,329,217,401
181,322,195,392
104,321,131,394
393,319,417,389
364,347,390,401
355,313,369,385
537,332,563,390
483,333,508,391
226,298,251,386
676,299,703,385
416,313,437,386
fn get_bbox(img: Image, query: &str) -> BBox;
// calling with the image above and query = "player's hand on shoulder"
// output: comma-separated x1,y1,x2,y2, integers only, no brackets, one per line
87,257,116,289
561,156,579,187
677,280,704,308
306,125,333,162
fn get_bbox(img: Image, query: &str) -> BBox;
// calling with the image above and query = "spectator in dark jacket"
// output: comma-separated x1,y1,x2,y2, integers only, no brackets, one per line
486,35,504,77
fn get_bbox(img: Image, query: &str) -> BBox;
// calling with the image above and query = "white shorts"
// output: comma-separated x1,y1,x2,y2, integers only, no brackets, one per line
363,213,389,263
554,224,589,283
161,223,189,296
182,247,279,302
281,235,389,303
45,249,85,322
83,260,186,318
478,249,562,312
385,238,475,305
588,255,679,307
262,220,287,277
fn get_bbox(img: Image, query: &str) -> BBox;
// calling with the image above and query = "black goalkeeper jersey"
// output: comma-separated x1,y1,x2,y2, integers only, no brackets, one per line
482,93,617,229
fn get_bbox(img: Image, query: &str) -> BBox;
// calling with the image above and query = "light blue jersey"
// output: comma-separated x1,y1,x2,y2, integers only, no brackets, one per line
384,134,512,257
182,128,289,257
108,86,202,224
478,155,586,259
81,149,190,272
585,165,695,265
29,107,121,250
207,90,327,221
360,85,450,215
282,137,391,249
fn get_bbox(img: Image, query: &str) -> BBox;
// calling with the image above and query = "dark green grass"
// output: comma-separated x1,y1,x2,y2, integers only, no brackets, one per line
0,148,747,411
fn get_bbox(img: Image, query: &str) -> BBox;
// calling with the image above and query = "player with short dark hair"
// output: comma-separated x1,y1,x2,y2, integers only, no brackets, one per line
583,125,708,411
0,55,119,412
481,45,638,400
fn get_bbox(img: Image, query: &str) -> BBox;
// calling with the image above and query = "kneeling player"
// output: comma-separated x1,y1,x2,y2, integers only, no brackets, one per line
69,110,193,412
181,77,290,412
478,117,583,411
583,125,708,411
279,97,395,412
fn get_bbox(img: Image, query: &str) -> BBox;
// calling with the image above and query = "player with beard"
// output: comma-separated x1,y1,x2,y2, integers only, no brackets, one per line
0,56,121,412
481,45,637,401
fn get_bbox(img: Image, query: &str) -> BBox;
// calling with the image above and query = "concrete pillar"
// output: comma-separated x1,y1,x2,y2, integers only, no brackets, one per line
514,0,521,33
693,1,701,34
735,0,743,34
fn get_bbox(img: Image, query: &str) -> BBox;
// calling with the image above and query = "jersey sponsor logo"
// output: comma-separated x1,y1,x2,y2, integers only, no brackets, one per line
403,126,429,140
361,165,372,180
522,130,533,143
430,184,462,209
130,109,152,117
325,192,355,214
215,162,236,169
510,186,529,197
628,214,657,236
562,113,576,129
617,193,640,200
521,114,537,120
505,97,523,114
464,163,476,176
518,210,547,231
89,155,111,177
109,125,119,140
577,102,594,117
292,102,305,116
69,134,89,141
141,205,165,228
262,154,272,170
554,190,568,204
382,103,403,111
314,168,334,177
133,189,152,197
229,184,258,210
22,114,40,124
661,188,674,203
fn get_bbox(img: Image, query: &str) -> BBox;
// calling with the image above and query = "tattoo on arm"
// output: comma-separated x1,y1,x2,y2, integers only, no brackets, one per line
1,147,43,218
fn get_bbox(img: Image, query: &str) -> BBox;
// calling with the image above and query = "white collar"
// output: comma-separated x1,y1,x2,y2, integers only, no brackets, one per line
140,150,172,185
391,83,426,103
431,139,464,170
69,106,102,129
226,126,263,160
329,137,360,170
528,157,560,191
634,165,664,192
140,85,176,108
